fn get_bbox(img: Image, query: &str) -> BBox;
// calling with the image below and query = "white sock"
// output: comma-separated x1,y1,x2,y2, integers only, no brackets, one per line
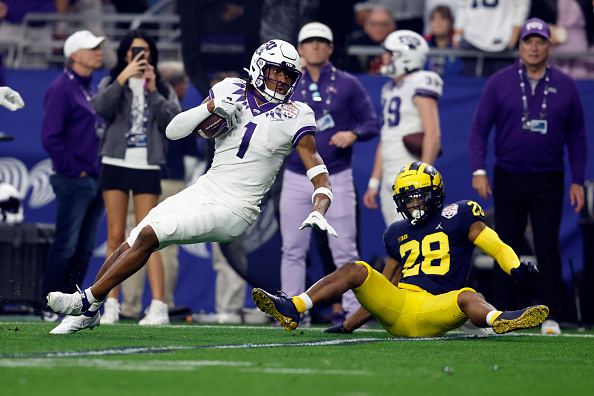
486,310,500,327
298,293,313,310
84,288,97,304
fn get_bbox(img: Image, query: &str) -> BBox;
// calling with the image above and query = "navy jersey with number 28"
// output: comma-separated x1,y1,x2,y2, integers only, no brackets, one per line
383,200,485,295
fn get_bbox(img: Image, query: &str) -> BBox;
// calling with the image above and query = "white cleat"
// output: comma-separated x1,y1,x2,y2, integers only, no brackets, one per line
139,300,169,326
100,298,120,325
46,291,84,316
541,319,562,335
49,311,101,334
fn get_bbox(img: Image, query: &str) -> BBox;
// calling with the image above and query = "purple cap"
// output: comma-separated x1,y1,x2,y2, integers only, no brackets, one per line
521,18,550,40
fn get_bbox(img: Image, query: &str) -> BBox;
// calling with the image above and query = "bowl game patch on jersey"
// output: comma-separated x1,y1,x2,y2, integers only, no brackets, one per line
281,103,299,118
441,203,459,219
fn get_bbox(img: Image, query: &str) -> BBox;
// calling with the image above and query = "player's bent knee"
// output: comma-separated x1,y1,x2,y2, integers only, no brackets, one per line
341,261,369,286
134,225,160,252
457,289,483,310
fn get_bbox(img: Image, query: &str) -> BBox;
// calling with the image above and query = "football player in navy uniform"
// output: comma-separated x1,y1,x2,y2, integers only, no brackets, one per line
253,162,549,337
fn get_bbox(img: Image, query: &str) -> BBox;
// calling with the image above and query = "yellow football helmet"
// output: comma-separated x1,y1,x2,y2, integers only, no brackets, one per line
393,162,445,224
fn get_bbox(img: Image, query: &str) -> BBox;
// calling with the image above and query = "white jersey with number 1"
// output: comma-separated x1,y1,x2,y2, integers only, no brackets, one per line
203,77,316,224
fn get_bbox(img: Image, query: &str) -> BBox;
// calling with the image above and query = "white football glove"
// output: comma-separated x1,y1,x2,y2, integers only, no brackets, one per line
0,87,25,111
212,96,242,130
299,211,338,238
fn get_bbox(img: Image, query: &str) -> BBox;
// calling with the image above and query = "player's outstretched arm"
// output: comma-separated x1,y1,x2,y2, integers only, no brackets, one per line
296,134,338,237
470,221,538,283
166,97,211,140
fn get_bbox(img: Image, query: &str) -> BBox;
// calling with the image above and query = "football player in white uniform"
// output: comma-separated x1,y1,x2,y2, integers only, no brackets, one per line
363,30,443,227
46,39,338,334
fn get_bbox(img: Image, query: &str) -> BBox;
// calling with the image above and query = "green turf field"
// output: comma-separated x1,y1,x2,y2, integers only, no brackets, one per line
1,319,593,396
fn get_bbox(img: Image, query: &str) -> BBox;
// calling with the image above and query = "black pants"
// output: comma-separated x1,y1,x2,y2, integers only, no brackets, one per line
491,166,565,321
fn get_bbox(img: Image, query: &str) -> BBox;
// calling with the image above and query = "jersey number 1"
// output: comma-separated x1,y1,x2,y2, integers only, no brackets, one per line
236,121,256,159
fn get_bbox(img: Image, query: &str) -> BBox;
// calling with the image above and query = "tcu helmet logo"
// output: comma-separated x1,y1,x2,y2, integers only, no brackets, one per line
256,40,277,55
398,34,421,48
525,20,545,32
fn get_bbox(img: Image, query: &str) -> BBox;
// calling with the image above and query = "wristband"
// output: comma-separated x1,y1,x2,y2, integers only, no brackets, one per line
368,178,380,190
472,169,487,176
312,187,333,204
306,165,329,181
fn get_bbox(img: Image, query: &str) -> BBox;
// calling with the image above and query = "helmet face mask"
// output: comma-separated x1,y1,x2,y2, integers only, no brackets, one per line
393,162,445,225
380,30,429,78
248,40,302,103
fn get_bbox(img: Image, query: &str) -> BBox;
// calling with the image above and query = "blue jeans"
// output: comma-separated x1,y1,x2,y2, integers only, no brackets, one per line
41,173,104,299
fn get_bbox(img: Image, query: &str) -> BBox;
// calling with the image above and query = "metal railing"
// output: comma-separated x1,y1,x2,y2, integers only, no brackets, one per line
348,45,594,77
1,2,180,69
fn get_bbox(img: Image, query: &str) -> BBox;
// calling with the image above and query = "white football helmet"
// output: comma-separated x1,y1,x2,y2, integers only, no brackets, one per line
380,30,429,79
246,39,302,103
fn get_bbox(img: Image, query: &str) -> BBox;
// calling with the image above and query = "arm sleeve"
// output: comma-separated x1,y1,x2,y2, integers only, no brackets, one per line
91,77,123,122
165,102,211,140
473,226,520,275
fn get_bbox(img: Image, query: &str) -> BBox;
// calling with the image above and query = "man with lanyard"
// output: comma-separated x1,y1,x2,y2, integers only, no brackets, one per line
468,18,587,335
40,30,106,322
279,22,379,322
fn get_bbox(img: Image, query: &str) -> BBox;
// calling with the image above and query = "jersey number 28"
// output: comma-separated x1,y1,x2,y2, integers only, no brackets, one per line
400,232,451,276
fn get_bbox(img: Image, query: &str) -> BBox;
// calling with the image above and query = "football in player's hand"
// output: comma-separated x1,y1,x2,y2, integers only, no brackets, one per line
402,132,424,157
402,132,443,158
192,113,229,139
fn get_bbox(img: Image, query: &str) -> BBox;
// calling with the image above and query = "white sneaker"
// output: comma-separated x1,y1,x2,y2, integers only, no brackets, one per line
46,291,84,315
217,312,242,324
49,311,101,334
101,298,120,325
459,319,496,336
139,300,169,326
541,319,562,335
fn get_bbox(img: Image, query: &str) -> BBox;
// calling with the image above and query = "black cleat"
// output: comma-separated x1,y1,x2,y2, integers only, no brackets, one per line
252,288,300,331
492,305,549,334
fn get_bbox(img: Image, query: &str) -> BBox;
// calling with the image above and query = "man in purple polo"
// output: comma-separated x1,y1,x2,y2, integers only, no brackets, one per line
40,31,106,323
467,18,587,335
279,22,379,323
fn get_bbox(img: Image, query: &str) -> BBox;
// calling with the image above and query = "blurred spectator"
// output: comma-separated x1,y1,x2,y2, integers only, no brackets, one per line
454,0,530,76
346,6,396,73
424,4,462,76
92,29,181,326
547,0,594,79
354,1,425,33
120,61,198,320
178,0,259,98
40,30,106,322
467,18,587,334
423,0,458,35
